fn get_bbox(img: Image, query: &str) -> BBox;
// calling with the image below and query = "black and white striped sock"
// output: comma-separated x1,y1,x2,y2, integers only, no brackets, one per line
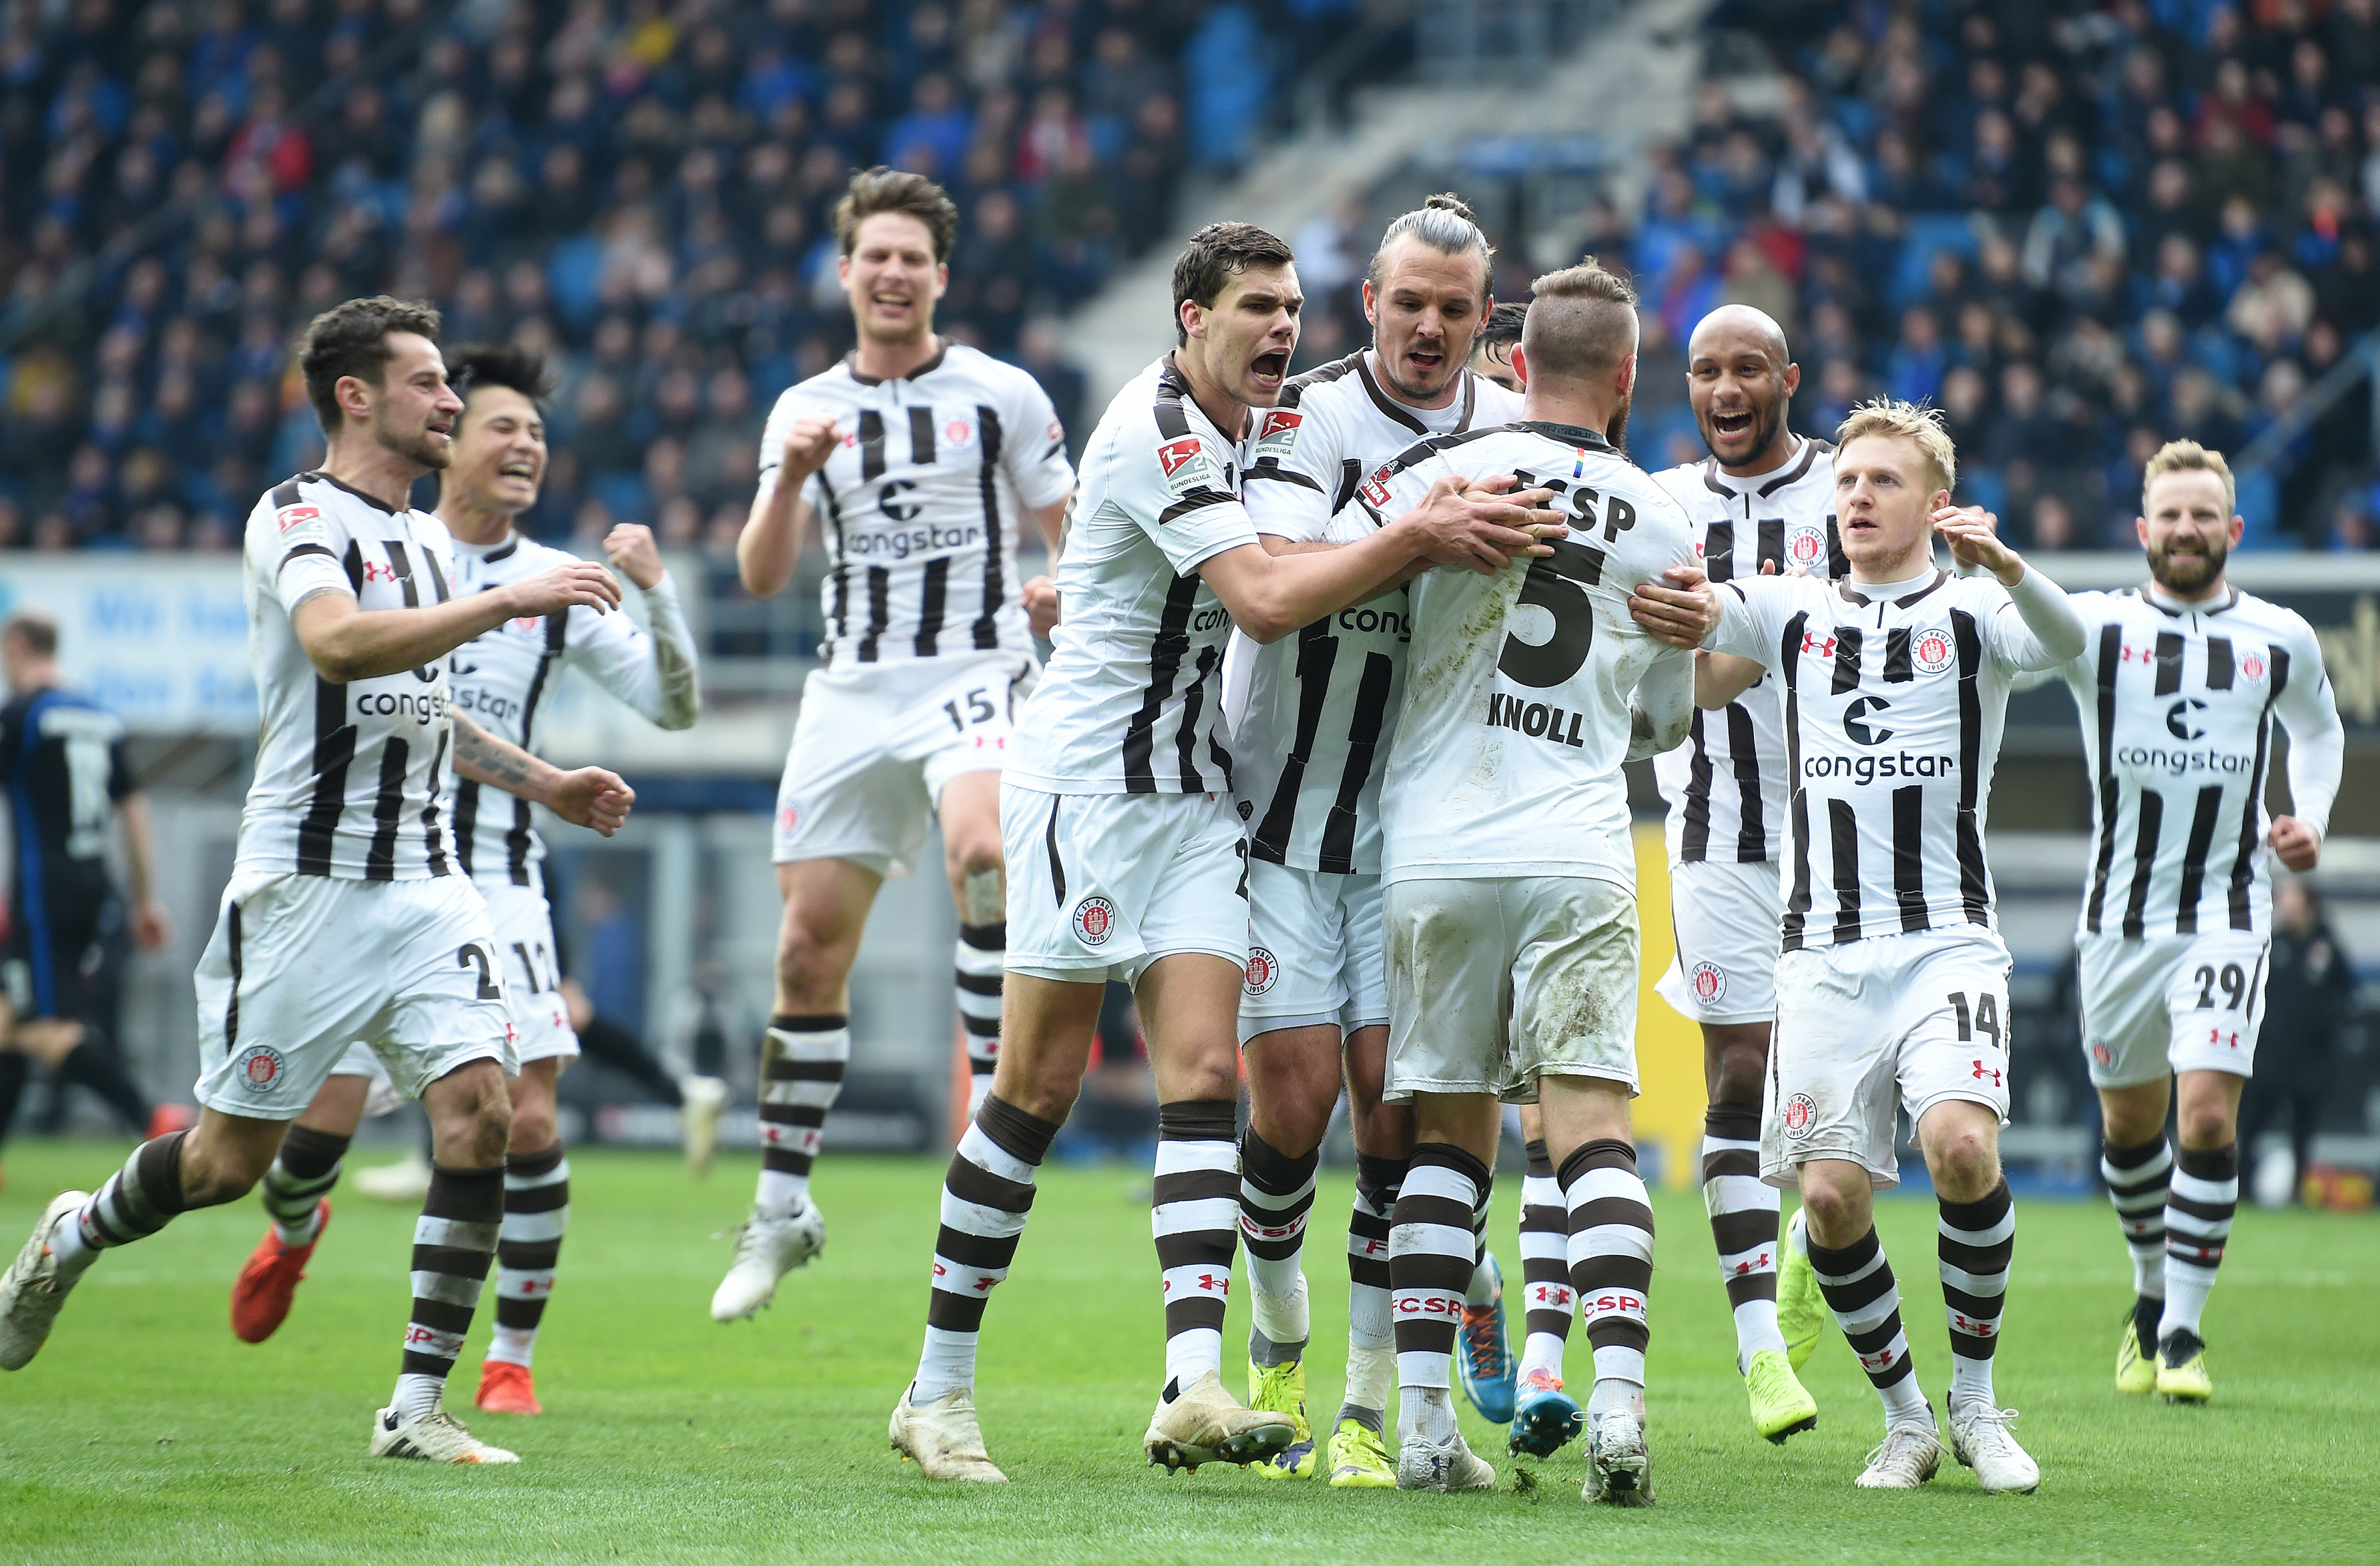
57,1129,192,1273
1940,1178,2014,1412
1464,1171,1496,1306
1154,1099,1240,1396
1391,1143,1486,1402
1338,1152,1404,1427
2161,1141,2239,1345
756,1013,848,1218
2102,1132,2170,1345
915,1094,1059,1402
262,1125,348,1247
954,923,1004,1121
1517,1137,1572,1382
1703,1103,1785,1369
1560,1138,1655,1414
487,1141,569,1369
1807,1225,1930,1426
391,1162,503,1422
1237,1125,1316,1361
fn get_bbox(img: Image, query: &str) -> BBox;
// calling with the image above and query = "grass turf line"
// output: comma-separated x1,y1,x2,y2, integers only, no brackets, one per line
1,1138,2371,1563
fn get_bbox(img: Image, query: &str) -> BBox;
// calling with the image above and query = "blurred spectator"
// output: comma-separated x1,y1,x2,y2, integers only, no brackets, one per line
2241,880,2358,1203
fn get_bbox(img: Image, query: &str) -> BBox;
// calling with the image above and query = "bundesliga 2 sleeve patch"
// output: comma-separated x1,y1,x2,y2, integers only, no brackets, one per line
1252,409,1301,464
275,501,328,548
1157,434,1217,500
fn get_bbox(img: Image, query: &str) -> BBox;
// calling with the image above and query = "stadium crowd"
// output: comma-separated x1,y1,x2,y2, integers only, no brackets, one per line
0,0,1367,554
1620,0,2380,550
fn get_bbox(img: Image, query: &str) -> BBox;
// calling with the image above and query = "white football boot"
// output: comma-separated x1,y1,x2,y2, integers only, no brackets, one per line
1144,1370,1297,1471
1583,1409,1654,1505
355,1150,434,1203
1948,1404,2039,1493
369,1406,519,1464
1394,1428,1496,1491
1855,1421,1945,1489
890,1384,1007,1482
1,1192,89,1371
680,1076,728,1178
709,1201,826,1321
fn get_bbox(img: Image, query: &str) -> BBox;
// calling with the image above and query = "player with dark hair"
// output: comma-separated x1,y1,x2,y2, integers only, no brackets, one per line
223,341,709,1419
887,220,1564,1482
722,165,1079,1323
1467,301,1528,392
0,611,185,1186
1,298,636,1467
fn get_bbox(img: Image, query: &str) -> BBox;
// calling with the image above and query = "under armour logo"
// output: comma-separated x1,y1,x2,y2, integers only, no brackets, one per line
973,1276,996,1292
1952,1313,1996,1336
2210,1027,2239,1048
362,561,398,582
1197,1274,1229,1294
1972,1060,2003,1086
1801,630,1838,657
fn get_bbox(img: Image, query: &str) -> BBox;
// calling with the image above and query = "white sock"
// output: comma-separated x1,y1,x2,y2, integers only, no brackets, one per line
1165,1326,1222,1394
1587,1375,1645,1426
485,1324,535,1369
1734,1298,1787,1370
1465,1253,1499,1307
1344,1343,1393,1415
756,1167,808,1218
1250,1275,1309,1348
913,1326,977,1403
392,1370,445,1423
1520,1330,1566,1382
1398,1383,1458,1445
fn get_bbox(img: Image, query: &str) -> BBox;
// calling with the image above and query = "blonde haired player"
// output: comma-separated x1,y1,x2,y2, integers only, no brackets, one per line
2052,441,2340,1404
1697,400,2086,1493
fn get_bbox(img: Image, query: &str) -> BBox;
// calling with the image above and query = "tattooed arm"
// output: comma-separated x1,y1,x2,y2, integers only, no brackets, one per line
451,715,635,835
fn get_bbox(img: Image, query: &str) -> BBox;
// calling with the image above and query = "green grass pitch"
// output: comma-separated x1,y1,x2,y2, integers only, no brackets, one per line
1,1138,2372,1563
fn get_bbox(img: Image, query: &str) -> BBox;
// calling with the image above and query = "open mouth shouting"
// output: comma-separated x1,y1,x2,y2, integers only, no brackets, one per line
1709,406,1757,445
1249,348,1290,395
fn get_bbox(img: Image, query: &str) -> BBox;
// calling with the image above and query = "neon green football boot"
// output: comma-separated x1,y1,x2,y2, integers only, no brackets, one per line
1777,1207,1827,1370
1745,1348,1819,1443
1325,1417,1396,1488
1248,1358,1316,1478
2115,1313,2157,1396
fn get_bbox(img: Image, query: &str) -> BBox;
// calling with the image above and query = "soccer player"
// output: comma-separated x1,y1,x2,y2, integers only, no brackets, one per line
889,221,1560,1483
0,611,183,1173
1225,194,1524,1488
1363,259,1698,1500
0,298,635,1468
720,168,1075,1323
1647,304,1835,1443
227,343,711,1421
2056,441,2339,1404
1697,400,2086,1493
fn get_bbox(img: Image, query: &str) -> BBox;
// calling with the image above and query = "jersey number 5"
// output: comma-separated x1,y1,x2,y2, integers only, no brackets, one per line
1497,537,1607,689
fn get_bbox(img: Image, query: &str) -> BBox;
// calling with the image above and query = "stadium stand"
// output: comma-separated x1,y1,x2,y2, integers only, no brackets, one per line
0,0,1385,553
1622,0,2380,550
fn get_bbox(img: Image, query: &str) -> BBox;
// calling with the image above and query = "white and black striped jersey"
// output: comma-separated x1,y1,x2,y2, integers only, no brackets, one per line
1650,439,1841,864
758,341,1074,669
1366,423,1698,886
1707,569,2080,949
2058,585,2342,939
1229,352,1523,875
1006,356,1258,796
443,530,701,890
236,473,465,881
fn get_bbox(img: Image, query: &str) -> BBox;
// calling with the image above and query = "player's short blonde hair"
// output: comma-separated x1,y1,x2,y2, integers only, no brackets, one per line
1834,397,1956,498
2141,439,2236,516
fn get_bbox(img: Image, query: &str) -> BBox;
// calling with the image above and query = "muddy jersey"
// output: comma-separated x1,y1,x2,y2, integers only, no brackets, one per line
1364,422,1698,887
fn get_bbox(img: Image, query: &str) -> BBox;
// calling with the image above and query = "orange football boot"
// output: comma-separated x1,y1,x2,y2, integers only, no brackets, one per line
475,1359,544,1415
230,1200,329,1342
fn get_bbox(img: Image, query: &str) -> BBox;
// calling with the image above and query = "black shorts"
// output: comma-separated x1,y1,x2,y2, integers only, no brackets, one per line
2,894,111,1022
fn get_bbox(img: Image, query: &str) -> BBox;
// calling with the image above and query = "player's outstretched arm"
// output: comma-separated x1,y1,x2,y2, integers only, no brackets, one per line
1625,646,1695,760
1695,651,1766,709
292,562,623,683
452,715,635,836
1935,505,2088,667
737,413,838,599
1201,475,1560,643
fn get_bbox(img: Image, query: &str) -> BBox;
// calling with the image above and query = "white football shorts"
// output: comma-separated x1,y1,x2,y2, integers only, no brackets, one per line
330,878,578,1101
1383,874,1640,1103
1240,860,1388,1043
193,871,516,1119
1764,926,2012,1191
2076,929,2268,1089
1654,856,1784,1026
773,650,1035,878
1003,783,1249,987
